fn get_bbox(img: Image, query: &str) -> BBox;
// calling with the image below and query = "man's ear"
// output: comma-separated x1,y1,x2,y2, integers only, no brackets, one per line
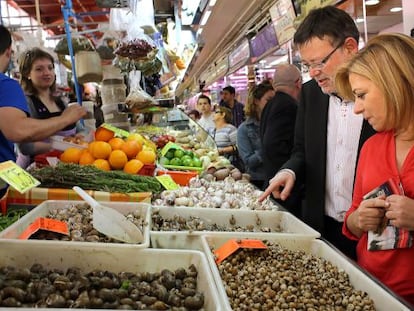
5,46,12,59
343,37,359,55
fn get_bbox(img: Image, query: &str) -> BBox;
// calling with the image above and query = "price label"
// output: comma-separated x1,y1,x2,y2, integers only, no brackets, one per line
213,239,267,264
19,217,69,239
0,161,40,193
156,174,179,190
101,123,130,138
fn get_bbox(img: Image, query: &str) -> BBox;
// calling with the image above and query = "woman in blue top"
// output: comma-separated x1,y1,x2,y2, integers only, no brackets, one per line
237,82,275,189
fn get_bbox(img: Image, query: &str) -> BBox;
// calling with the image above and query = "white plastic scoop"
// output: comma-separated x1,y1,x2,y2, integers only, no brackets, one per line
73,186,143,244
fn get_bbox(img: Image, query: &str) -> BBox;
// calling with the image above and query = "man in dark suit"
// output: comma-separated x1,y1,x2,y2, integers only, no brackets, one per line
260,64,302,216
259,6,376,260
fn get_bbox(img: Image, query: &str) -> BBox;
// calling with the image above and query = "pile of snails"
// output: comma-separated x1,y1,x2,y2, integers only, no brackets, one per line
152,177,277,210
34,203,146,243
151,209,281,233
0,264,204,310
216,241,376,311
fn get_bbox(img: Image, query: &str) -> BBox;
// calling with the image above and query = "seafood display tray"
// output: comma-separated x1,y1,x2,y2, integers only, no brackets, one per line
0,242,221,310
0,200,151,248
150,206,320,250
201,235,411,311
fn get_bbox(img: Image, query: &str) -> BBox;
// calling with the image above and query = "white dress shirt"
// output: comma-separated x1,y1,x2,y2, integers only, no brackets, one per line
325,95,363,222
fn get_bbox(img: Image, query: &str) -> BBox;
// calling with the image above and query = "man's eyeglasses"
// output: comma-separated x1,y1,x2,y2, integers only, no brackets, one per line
300,41,344,73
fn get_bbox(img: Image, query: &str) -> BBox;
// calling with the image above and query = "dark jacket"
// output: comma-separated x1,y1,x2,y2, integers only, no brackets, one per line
260,91,298,182
220,100,245,128
281,79,376,233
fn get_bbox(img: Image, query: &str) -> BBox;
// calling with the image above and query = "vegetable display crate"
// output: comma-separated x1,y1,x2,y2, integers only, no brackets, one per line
150,206,320,250
0,241,221,310
202,235,411,311
34,150,63,166
0,200,150,249
5,187,152,206
138,164,156,176
160,164,204,172
156,170,198,186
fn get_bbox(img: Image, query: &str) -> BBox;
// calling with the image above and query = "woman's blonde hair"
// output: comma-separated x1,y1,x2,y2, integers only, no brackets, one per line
336,33,414,136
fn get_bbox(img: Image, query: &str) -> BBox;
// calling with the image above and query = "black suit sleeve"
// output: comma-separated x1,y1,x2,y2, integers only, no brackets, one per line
281,82,312,182
262,99,297,168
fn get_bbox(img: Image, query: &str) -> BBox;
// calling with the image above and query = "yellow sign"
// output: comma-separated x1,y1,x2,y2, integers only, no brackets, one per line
156,175,179,190
296,0,339,20
0,161,40,193
101,123,130,138
269,0,297,45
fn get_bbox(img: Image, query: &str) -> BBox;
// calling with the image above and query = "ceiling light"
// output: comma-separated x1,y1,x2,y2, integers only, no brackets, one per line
200,10,211,26
365,0,379,5
356,18,365,23
390,7,402,12
209,0,217,6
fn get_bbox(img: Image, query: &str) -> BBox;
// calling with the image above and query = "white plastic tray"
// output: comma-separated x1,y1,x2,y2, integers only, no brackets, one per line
150,206,320,250
50,135,88,151
202,235,411,311
0,200,150,248
0,242,221,310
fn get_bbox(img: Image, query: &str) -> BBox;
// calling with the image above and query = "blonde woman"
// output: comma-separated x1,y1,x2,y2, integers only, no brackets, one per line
336,33,414,304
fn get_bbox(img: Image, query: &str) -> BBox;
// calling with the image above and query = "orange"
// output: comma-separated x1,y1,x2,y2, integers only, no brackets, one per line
108,150,128,170
88,141,97,154
121,140,142,159
95,127,115,142
93,159,111,171
91,141,112,159
136,149,156,164
123,159,144,174
108,137,125,150
60,147,83,164
126,133,145,145
78,150,95,165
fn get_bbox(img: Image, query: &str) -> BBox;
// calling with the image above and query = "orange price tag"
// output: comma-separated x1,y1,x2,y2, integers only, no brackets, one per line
213,239,267,264
18,217,69,239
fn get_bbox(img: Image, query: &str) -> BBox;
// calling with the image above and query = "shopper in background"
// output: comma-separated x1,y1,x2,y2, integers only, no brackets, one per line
196,94,215,132
209,106,238,161
220,85,245,128
237,82,274,189
187,109,200,121
0,25,86,196
336,33,414,305
260,63,302,215
259,6,376,260
16,47,81,168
